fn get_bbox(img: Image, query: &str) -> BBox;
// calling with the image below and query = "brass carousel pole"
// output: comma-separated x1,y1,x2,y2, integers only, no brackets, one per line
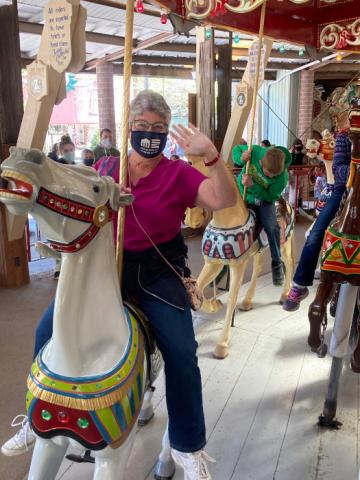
116,0,135,282
243,0,267,200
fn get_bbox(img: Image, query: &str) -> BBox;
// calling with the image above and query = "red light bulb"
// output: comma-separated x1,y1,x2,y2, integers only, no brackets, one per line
135,0,144,13
161,13,168,24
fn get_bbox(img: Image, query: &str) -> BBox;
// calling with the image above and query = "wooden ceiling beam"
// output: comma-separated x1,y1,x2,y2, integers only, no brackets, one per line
315,72,360,80
85,32,176,69
127,55,303,70
112,63,276,80
19,20,129,47
316,62,360,73
83,0,161,18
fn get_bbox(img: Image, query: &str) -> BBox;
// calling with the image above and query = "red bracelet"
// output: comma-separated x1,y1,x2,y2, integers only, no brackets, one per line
204,153,220,167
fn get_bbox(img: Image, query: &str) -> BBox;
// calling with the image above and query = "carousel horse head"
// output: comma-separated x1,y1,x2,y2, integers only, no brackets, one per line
319,129,335,162
349,84,360,133
305,138,321,160
0,147,131,246
329,86,351,131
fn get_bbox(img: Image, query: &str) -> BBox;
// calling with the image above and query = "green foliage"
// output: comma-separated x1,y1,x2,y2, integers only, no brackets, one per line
90,131,100,150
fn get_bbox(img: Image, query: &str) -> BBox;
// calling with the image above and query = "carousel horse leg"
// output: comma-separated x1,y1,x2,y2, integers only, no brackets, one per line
240,252,262,311
308,279,335,352
28,437,69,480
280,235,295,305
214,261,248,359
154,424,176,480
329,284,341,318
197,261,224,313
319,284,358,428
93,429,136,480
138,386,155,426
350,292,360,372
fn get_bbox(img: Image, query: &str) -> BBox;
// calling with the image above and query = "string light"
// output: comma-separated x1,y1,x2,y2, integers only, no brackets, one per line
279,44,286,54
336,52,343,61
135,0,144,13
160,11,168,24
233,34,240,44
298,48,305,57
205,27,212,39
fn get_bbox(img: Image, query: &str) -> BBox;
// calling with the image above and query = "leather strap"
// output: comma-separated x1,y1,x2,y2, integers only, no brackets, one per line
36,187,113,253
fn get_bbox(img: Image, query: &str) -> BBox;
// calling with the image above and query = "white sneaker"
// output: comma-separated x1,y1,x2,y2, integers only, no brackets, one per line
1,415,36,456
171,448,215,480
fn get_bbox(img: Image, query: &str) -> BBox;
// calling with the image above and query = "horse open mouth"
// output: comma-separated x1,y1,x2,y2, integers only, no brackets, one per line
0,170,34,201
349,110,360,131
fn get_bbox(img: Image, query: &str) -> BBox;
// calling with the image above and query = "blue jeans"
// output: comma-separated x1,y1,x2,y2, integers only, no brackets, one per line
293,186,345,287
33,294,206,453
254,202,281,263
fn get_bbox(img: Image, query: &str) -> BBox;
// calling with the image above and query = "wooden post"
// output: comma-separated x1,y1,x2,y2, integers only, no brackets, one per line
0,0,86,287
215,36,232,152
0,4,29,287
221,38,273,163
196,26,215,139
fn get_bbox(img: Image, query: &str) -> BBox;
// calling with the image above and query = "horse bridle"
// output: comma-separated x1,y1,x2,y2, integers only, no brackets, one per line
36,187,114,253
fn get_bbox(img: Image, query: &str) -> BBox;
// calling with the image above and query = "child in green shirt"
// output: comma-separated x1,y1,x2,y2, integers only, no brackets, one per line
233,144,291,286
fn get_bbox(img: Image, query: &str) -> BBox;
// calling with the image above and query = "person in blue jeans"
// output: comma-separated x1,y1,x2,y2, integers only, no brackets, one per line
283,130,351,311
2,90,237,479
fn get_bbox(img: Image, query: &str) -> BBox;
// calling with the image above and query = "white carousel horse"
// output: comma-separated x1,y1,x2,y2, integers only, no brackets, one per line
0,147,174,480
185,156,295,359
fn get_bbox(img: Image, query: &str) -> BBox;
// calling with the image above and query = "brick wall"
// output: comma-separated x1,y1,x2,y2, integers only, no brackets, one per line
96,62,116,143
297,70,315,141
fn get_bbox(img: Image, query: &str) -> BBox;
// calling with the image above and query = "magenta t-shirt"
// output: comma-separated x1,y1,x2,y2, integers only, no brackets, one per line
94,155,206,252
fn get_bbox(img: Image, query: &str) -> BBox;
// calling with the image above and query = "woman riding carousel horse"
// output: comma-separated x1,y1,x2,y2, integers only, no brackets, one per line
1,90,237,479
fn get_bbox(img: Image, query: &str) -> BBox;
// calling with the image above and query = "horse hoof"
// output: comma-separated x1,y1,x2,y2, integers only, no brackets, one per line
239,301,253,311
279,293,288,305
308,304,324,350
154,458,176,480
201,299,222,314
213,344,229,359
351,355,360,373
138,410,155,427
316,343,328,358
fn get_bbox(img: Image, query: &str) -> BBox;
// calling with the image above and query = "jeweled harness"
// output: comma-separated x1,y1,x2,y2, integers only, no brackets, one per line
36,187,114,253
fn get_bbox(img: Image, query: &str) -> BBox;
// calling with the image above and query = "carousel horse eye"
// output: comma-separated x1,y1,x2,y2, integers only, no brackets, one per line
93,185,100,193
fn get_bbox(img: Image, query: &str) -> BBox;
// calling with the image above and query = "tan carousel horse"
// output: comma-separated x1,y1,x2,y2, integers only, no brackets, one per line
185,156,295,359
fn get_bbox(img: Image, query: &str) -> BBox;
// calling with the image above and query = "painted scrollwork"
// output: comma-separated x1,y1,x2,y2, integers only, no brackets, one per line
186,0,312,18
320,19,360,50
185,0,215,19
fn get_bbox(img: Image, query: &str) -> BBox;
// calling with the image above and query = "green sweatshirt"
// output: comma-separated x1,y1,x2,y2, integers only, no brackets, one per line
233,144,291,205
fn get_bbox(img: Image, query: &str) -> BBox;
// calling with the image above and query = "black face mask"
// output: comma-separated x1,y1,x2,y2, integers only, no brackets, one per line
131,131,168,159
83,158,94,166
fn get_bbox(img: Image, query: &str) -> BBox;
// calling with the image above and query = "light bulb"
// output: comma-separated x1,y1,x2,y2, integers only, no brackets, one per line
135,0,144,13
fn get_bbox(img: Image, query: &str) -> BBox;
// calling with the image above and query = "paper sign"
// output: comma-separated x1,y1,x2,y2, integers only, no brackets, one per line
44,0,73,73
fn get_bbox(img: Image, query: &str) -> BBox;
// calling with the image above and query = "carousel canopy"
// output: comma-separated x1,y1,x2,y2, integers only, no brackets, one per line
155,1,360,53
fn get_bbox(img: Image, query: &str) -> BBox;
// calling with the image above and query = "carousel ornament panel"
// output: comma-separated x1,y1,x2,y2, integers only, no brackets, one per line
184,0,312,18
320,18,360,52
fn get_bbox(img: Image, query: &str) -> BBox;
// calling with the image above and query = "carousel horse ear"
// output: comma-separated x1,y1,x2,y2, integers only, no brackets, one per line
24,149,46,165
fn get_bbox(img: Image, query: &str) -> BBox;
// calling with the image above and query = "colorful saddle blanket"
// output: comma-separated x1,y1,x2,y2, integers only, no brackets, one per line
27,309,145,450
202,211,256,262
321,226,360,276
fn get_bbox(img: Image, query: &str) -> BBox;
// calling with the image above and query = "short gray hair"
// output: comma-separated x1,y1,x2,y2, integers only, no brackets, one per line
129,90,171,125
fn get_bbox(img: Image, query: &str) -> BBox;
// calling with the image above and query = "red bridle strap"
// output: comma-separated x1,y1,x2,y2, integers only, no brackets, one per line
36,187,113,253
